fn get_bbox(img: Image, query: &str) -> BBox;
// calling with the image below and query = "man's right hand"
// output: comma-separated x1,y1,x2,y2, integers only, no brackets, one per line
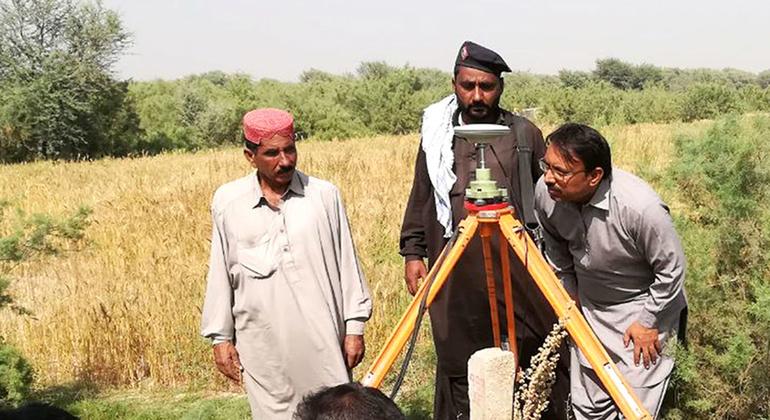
213,341,242,384
404,259,427,296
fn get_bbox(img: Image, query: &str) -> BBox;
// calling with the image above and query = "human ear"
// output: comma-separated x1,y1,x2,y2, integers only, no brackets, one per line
243,149,257,168
588,167,605,187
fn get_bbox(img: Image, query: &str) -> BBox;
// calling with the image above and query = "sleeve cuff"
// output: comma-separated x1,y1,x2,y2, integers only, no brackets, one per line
208,334,232,346
345,319,366,335
404,255,424,262
637,309,657,329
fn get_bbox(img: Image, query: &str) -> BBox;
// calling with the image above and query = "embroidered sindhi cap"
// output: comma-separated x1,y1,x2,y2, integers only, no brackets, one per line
454,41,511,77
242,108,295,146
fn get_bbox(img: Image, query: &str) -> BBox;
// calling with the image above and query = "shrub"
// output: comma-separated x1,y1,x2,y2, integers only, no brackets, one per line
0,344,33,408
667,116,770,418
0,203,91,407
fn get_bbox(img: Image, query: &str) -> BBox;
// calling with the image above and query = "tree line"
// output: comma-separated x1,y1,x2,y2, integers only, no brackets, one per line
1,0,770,164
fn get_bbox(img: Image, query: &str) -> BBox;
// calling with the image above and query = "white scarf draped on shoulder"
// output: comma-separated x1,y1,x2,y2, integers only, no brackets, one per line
420,94,458,238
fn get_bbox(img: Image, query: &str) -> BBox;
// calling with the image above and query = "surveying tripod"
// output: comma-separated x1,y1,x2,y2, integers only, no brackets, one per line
360,125,652,420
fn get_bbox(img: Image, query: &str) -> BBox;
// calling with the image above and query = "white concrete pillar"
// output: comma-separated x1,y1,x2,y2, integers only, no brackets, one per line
468,347,517,420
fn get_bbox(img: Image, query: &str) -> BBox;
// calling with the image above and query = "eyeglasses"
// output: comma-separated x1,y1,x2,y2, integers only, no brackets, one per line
538,159,584,183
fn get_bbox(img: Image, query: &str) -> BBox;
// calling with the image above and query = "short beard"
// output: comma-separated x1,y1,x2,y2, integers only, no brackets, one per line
456,96,501,124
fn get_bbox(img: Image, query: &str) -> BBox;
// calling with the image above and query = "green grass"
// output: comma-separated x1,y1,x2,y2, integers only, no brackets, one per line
30,385,434,419
34,386,251,420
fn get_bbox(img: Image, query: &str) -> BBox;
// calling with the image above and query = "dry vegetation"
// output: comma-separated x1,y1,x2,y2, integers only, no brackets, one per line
0,121,698,400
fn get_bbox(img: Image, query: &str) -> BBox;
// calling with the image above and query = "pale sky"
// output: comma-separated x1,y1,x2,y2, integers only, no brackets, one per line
103,0,770,82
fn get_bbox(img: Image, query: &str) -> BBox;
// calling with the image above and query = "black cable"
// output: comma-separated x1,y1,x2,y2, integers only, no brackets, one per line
389,232,458,400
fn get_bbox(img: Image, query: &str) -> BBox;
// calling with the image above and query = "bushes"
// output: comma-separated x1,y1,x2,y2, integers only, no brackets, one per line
0,345,33,407
0,203,91,407
666,116,770,418
680,83,742,122
3,41,770,161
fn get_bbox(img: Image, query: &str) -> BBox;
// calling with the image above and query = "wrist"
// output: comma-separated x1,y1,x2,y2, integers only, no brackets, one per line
345,319,366,335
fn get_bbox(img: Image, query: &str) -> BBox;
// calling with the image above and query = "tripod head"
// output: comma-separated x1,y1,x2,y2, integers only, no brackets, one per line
454,124,510,207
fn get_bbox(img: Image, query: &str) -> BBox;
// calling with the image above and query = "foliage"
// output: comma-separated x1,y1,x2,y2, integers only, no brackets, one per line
0,345,33,408
0,203,91,407
0,0,140,162
666,116,770,418
594,58,663,90
125,59,770,153
680,83,741,122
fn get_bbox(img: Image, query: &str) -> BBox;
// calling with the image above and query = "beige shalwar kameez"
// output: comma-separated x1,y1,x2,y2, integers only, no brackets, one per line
201,170,372,419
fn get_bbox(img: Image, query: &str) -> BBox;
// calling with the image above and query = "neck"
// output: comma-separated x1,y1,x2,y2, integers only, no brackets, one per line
257,172,290,197
576,184,600,206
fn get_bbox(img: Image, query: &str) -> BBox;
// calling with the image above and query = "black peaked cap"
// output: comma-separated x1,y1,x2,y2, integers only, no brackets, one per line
454,41,511,77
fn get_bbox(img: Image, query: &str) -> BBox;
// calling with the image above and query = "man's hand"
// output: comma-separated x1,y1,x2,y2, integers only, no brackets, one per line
623,321,661,369
404,259,427,296
343,334,365,369
213,341,242,384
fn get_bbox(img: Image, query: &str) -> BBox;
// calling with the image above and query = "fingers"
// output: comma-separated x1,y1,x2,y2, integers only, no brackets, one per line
346,348,364,369
213,342,242,384
649,342,660,366
623,329,631,348
404,260,427,296
406,278,418,296
633,341,641,366
229,346,242,371
641,345,651,369
215,359,240,383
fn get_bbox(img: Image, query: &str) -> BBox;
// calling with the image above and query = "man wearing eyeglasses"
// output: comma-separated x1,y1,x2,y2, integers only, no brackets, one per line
400,41,570,419
534,123,688,419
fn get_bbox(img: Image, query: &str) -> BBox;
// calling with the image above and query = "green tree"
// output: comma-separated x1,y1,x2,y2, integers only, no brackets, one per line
558,70,593,88
0,0,140,162
594,58,662,90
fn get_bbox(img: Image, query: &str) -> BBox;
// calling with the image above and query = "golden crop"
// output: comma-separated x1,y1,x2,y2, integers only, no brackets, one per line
0,121,689,395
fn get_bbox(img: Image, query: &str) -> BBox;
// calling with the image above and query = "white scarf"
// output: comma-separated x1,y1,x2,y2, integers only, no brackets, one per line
420,94,458,238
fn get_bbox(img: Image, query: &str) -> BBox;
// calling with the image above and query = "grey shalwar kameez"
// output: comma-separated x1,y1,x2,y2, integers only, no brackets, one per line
201,170,372,419
534,168,687,419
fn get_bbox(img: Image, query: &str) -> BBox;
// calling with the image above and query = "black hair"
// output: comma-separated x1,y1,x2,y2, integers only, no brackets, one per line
546,123,612,179
243,132,259,152
0,402,78,420
293,382,405,420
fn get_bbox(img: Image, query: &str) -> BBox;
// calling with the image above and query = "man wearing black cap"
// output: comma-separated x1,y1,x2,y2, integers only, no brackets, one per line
400,41,569,419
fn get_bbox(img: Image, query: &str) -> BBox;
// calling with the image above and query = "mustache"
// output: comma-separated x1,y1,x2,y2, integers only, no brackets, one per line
277,166,294,174
467,102,491,112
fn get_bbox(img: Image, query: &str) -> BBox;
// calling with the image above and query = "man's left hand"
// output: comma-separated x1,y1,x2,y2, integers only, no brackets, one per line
623,321,661,369
343,334,365,369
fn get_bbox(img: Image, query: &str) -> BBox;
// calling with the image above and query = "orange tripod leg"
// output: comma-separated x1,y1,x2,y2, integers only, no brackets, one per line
361,216,479,388
498,230,517,363
479,223,502,348
498,212,651,420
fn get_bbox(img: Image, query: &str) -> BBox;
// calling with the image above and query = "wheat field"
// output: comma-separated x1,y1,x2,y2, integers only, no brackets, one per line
0,121,700,398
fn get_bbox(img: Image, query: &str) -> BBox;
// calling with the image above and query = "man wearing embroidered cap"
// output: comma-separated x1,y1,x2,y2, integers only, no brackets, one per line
400,41,570,418
201,108,373,419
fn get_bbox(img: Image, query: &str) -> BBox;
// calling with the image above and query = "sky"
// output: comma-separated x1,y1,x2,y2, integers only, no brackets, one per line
103,0,770,82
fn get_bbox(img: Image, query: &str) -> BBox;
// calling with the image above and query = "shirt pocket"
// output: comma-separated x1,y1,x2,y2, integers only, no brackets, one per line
237,236,278,279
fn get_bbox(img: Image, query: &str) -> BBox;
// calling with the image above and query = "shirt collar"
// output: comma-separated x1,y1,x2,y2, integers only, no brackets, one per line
251,171,305,208
586,176,611,211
